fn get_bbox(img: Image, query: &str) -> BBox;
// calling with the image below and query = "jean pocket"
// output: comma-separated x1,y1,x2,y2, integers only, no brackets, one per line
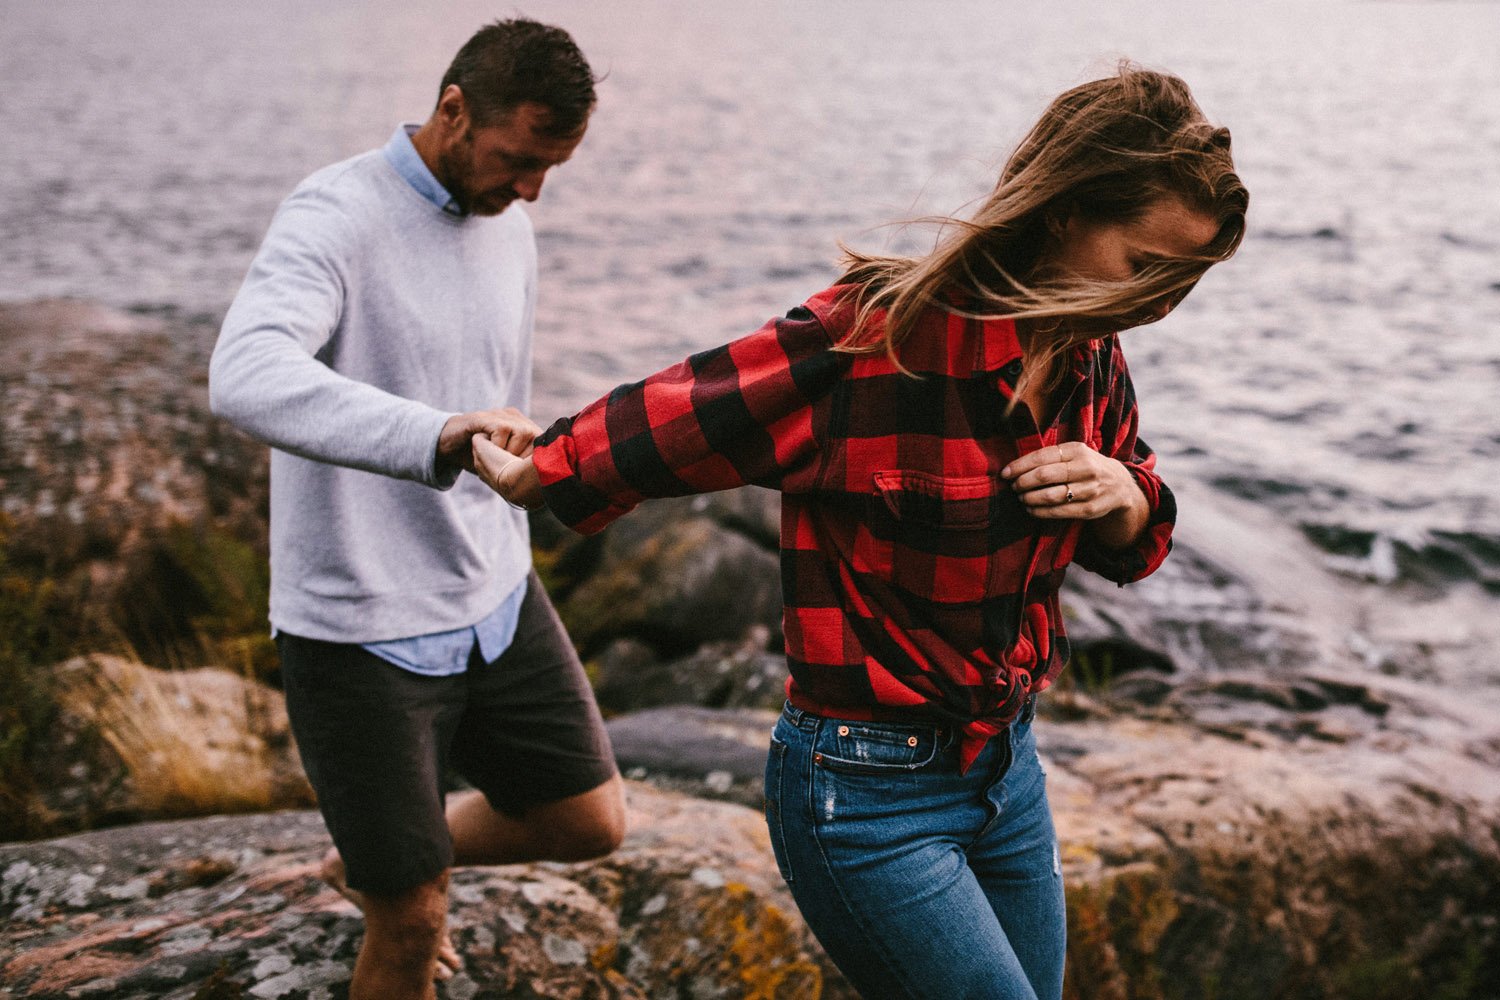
764,736,795,883
813,719,943,775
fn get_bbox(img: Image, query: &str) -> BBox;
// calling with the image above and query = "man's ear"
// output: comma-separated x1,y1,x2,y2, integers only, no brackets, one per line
436,84,469,133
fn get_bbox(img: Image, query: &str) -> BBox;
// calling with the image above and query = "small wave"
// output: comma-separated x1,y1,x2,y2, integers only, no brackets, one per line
665,256,709,278
1439,231,1497,251
1257,226,1345,242
1301,523,1500,593
1337,430,1420,462
1212,475,1351,505
1212,475,1311,502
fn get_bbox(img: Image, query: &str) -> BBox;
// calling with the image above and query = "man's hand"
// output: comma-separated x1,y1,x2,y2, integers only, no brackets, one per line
1001,441,1149,548
436,407,541,475
471,435,545,510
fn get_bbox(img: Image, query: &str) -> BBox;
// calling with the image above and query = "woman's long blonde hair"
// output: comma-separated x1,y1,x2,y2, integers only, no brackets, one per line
838,63,1249,397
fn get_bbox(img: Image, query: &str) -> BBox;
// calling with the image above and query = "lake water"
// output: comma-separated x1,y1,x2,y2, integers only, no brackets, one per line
5,0,1499,681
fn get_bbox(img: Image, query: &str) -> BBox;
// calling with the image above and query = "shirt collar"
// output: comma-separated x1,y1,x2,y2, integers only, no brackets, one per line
382,123,465,216
976,316,1025,375
977,316,1099,385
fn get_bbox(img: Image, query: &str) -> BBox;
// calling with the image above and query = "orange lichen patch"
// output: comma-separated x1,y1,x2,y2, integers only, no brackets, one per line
241,862,321,895
196,907,274,937
590,940,619,971
716,882,824,1000
1063,883,1129,1000
3,921,148,978
20,951,143,993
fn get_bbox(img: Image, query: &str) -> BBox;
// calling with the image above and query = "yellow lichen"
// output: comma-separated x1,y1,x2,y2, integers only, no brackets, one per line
664,880,825,1000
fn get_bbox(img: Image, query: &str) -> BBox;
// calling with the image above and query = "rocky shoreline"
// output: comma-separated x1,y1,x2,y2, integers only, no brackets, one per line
3,300,1498,998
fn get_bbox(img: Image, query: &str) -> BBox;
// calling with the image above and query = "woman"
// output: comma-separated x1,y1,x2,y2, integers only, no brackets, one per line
475,64,1247,1000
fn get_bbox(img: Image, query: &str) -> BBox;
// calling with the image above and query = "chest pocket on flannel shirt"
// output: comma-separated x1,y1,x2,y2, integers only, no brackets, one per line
873,471,999,531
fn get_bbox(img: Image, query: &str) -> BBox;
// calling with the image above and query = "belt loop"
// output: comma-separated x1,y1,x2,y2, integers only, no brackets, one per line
781,702,819,733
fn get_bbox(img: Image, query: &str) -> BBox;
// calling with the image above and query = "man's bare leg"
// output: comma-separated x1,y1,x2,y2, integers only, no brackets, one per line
448,773,627,865
342,870,450,1000
318,852,461,978
316,775,624,990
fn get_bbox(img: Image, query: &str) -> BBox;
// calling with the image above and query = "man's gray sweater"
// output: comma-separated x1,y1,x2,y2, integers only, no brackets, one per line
210,147,534,642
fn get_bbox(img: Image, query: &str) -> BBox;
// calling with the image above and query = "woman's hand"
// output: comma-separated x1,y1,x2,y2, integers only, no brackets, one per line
471,434,545,511
1001,442,1148,547
436,406,540,474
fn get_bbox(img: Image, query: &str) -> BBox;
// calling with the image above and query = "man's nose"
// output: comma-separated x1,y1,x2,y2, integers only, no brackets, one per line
514,170,546,202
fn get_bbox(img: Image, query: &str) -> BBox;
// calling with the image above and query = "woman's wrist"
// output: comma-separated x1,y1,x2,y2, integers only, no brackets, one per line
471,434,546,511
1087,460,1149,548
499,456,545,511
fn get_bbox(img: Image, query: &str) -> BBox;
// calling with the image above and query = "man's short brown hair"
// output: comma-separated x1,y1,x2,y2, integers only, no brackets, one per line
439,17,597,137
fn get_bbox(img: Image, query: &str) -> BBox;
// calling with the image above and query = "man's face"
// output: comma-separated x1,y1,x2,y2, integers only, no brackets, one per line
437,101,585,217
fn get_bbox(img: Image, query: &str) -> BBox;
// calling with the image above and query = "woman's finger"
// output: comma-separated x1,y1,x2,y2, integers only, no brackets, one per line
1020,481,1089,507
471,434,516,487
1012,461,1071,494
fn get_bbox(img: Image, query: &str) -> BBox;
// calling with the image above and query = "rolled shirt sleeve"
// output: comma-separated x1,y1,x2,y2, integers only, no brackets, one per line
1072,338,1177,584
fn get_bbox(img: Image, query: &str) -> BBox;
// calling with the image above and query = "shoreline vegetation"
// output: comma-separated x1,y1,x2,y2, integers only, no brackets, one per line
2,299,1497,999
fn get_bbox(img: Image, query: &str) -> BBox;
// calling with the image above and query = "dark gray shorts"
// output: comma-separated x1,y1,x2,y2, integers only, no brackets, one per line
276,570,617,896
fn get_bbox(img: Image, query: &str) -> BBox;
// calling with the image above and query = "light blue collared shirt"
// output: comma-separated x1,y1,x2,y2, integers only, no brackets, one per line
381,123,465,216
362,575,528,676
360,122,518,676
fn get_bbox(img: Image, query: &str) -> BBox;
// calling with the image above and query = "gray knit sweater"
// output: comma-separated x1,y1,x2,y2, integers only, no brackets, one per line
209,146,534,642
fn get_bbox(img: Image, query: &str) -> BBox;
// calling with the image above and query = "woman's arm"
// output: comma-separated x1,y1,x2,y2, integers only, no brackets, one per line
1002,338,1176,583
476,302,846,534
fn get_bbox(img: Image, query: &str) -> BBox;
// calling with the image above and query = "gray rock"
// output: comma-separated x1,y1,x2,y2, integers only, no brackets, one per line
1043,673,1500,998
593,626,788,715
0,784,853,1000
561,512,782,656
607,706,777,808
7,672,1500,999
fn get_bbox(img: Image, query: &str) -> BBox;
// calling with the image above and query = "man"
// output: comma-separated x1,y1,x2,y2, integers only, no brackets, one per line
209,19,623,1000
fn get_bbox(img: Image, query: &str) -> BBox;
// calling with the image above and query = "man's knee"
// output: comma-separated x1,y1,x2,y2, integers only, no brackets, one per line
550,811,625,861
542,777,626,861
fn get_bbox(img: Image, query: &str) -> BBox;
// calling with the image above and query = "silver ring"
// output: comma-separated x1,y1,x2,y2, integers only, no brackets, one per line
1064,487,1075,503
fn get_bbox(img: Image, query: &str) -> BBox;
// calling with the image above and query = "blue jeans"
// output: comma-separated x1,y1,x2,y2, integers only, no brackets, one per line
764,699,1065,1000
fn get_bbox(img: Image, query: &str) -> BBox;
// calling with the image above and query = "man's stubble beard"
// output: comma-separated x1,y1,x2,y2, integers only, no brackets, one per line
436,134,514,217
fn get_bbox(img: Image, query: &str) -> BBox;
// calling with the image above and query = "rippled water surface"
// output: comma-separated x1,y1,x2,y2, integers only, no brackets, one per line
6,1,1499,659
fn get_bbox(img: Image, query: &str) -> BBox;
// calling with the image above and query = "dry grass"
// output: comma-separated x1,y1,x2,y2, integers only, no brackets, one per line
54,656,291,819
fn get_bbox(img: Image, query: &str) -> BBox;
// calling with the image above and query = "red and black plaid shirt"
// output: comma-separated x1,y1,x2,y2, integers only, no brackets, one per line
534,284,1175,770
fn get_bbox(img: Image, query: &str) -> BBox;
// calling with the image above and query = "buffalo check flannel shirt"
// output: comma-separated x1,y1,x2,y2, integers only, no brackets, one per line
533,284,1175,771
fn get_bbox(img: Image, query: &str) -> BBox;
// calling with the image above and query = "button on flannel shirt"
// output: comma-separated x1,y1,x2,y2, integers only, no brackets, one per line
533,284,1176,771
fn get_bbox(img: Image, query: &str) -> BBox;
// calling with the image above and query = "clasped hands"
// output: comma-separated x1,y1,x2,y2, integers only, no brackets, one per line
436,407,545,508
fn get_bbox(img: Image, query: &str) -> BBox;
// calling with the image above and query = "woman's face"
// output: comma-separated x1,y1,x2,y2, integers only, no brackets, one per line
1047,195,1221,327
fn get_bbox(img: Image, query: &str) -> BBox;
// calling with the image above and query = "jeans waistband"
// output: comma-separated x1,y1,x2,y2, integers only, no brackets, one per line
780,694,1036,736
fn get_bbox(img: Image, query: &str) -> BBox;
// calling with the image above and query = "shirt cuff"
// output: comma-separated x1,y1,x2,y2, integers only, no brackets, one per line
1073,466,1176,585
417,408,463,490
533,424,638,534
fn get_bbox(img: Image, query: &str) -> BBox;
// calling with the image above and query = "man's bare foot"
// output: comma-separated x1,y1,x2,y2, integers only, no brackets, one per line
318,848,462,979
